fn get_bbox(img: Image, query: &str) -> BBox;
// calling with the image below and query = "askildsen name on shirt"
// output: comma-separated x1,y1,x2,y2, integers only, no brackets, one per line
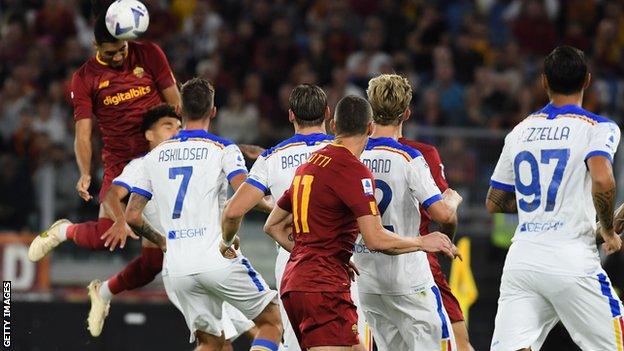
159,147,210,162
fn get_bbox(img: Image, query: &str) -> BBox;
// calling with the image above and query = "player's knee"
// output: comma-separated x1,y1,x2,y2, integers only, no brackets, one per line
254,302,283,334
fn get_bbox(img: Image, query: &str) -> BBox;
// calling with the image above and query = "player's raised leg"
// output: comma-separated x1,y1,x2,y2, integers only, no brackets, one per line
28,206,113,261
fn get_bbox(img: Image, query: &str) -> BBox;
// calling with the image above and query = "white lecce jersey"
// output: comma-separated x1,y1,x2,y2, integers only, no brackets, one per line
355,137,442,295
246,133,334,199
132,130,247,277
491,103,621,276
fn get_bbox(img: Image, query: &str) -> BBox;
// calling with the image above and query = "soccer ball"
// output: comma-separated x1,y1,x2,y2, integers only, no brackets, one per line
105,0,150,40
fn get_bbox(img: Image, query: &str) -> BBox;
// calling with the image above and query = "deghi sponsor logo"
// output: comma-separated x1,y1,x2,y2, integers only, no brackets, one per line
103,86,151,105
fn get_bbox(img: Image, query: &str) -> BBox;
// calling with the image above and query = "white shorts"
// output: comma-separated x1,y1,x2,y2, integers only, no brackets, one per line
275,248,372,351
165,256,278,342
359,285,456,351
492,269,624,351
222,302,256,341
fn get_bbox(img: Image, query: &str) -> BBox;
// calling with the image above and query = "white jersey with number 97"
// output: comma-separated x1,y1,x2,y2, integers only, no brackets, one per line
132,130,248,277
490,104,621,276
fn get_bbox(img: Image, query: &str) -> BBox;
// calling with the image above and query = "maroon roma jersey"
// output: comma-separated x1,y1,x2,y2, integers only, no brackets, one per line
398,138,449,235
277,144,380,294
70,41,176,168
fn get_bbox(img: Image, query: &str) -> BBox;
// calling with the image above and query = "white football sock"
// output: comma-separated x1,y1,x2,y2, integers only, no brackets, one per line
57,222,71,242
99,281,113,302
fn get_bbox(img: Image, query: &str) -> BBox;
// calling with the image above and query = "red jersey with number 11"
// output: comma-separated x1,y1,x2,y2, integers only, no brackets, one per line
277,144,379,294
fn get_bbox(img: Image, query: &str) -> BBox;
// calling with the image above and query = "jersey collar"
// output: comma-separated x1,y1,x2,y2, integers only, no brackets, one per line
95,52,109,66
171,129,211,140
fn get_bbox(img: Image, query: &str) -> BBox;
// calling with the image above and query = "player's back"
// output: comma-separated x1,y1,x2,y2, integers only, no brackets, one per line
491,103,621,275
356,137,436,294
138,130,247,277
247,133,333,200
280,144,377,294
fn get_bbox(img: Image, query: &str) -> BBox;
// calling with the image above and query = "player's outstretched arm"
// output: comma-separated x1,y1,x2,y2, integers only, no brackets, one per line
101,185,139,251
485,187,517,213
161,85,181,110
263,205,294,252
75,119,93,201
587,156,622,254
357,215,458,258
125,193,166,251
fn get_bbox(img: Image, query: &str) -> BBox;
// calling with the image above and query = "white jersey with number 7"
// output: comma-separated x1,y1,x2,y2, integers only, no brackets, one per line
132,129,248,277
490,103,620,276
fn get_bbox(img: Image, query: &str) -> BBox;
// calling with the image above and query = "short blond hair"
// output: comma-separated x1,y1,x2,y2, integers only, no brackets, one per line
366,74,413,125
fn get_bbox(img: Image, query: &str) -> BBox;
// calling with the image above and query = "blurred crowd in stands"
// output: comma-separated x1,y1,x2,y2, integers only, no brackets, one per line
1,0,624,231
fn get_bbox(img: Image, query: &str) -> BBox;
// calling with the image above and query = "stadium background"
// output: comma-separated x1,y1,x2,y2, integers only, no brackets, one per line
1,0,624,350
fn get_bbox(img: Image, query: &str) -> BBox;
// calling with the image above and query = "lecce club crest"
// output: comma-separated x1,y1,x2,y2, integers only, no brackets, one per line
133,66,145,78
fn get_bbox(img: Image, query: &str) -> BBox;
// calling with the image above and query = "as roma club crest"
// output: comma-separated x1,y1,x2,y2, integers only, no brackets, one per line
133,66,145,78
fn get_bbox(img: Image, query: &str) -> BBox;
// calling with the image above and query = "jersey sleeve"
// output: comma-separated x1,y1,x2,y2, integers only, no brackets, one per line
112,159,141,192
143,41,176,91
70,70,93,121
585,122,621,164
424,146,449,192
130,158,153,200
246,155,270,194
277,187,293,213
408,156,443,209
222,145,248,182
332,164,380,218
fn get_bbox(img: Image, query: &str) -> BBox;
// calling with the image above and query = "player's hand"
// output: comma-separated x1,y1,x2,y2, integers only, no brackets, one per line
347,260,359,282
219,236,240,259
421,232,461,260
239,144,266,160
101,220,139,251
76,174,93,201
602,230,622,255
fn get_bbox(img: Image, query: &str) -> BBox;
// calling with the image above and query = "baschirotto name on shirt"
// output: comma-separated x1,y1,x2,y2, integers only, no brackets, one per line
103,85,151,105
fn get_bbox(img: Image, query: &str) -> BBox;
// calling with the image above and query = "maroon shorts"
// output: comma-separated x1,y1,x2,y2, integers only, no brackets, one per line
99,161,129,202
427,252,465,323
282,291,359,348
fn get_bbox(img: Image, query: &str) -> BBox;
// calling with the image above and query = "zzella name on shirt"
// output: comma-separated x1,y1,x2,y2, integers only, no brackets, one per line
521,126,570,143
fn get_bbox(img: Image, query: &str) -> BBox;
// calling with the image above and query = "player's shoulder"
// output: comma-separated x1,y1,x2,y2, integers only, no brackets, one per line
73,57,100,81
124,155,147,169
398,137,440,158
260,133,333,159
365,137,422,162
529,103,617,127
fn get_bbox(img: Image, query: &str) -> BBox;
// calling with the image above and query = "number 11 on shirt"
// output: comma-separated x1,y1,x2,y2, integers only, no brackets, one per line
293,175,314,234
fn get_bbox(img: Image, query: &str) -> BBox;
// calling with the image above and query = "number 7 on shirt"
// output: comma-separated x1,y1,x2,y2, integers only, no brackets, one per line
169,166,193,219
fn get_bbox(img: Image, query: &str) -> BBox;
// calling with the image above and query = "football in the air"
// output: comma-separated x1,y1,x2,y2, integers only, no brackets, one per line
105,0,149,40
